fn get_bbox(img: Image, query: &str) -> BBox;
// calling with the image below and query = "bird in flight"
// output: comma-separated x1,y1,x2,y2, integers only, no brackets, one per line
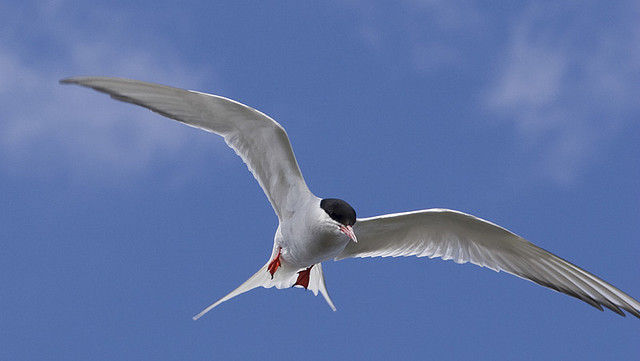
61,77,640,321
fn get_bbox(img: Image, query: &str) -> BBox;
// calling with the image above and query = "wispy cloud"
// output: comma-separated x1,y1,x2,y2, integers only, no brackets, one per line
0,1,216,183
339,1,639,186
485,3,640,185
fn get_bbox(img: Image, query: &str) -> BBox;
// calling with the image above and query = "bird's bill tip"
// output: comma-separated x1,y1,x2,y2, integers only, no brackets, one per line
340,225,357,243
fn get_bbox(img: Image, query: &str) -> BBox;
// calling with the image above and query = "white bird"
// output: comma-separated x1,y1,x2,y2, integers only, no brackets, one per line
61,77,640,321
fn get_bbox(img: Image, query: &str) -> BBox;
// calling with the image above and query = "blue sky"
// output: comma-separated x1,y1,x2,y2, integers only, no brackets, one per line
2,1,639,360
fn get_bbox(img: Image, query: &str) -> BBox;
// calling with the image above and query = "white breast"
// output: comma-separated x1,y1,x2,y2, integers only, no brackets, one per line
277,198,351,267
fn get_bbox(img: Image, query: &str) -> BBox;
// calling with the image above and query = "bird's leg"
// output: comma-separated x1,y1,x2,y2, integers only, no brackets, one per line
293,265,314,289
267,247,282,279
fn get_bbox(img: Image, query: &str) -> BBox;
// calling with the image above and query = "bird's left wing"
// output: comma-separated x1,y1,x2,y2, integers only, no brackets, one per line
60,77,312,220
337,209,640,318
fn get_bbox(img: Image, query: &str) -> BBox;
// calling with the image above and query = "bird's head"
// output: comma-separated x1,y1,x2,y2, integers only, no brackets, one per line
320,198,357,243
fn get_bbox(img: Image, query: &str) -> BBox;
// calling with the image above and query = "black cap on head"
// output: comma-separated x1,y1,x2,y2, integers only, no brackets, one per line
320,198,356,226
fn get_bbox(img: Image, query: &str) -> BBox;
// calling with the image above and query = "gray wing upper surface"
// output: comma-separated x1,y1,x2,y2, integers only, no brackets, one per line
61,77,311,220
339,209,640,318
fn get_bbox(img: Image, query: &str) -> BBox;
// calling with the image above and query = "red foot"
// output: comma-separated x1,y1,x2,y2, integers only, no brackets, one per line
294,265,314,289
267,247,282,279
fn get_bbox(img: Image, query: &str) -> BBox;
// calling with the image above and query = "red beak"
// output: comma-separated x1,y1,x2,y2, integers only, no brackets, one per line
340,225,358,243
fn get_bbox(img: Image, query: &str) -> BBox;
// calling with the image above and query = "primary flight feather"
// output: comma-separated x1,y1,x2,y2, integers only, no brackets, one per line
61,77,640,320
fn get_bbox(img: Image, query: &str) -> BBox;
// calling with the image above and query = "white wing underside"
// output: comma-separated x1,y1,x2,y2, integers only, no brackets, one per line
338,209,640,318
60,77,312,221
61,77,639,319
61,77,334,319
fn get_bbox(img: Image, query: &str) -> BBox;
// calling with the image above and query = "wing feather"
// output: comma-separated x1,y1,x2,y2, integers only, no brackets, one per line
60,76,312,220
338,208,640,318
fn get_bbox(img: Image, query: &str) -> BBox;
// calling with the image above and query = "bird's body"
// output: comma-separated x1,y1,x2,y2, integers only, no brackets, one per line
278,198,347,268
61,76,640,321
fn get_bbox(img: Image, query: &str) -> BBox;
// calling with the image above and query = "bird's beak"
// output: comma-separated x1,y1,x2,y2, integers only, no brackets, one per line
340,225,358,243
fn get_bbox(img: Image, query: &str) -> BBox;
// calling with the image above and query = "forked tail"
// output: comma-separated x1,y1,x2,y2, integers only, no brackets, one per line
192,261,336,320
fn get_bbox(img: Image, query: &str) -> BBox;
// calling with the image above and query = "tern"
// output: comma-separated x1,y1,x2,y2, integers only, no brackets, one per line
61,77,640,321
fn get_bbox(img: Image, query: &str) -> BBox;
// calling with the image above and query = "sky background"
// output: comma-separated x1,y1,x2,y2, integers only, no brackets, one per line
2,1,639,360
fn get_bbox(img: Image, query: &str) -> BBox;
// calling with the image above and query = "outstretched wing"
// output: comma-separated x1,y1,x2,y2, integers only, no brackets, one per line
61,77,312,220
338,208,640,318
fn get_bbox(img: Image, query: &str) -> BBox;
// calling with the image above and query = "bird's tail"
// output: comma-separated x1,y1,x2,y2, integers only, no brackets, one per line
192,260,336,320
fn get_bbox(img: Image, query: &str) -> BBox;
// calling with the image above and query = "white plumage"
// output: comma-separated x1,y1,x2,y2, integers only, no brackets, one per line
61,77,640,321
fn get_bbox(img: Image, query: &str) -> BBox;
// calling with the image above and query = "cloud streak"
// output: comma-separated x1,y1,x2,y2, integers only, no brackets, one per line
485,3,640,185
0,1,215,183
339,1,638,186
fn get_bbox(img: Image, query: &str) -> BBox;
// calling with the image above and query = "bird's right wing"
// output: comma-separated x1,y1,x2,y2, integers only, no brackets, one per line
60,77,312,220
338,209,640,318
